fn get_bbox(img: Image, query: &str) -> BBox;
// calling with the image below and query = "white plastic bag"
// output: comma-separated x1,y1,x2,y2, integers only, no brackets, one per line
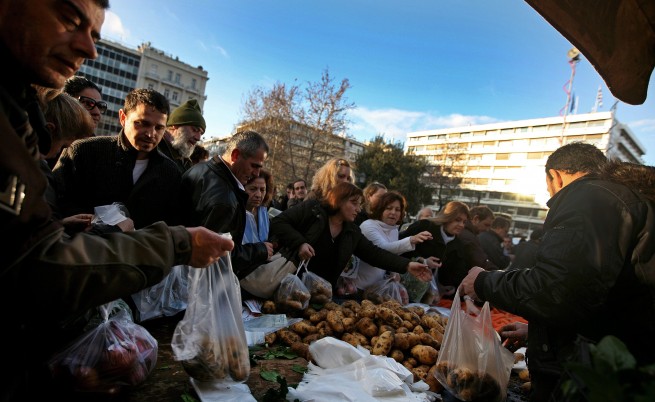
171,251,250,384
131,265,189,322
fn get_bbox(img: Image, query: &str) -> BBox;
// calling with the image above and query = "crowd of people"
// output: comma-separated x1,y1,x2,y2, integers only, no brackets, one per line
2,1,654,401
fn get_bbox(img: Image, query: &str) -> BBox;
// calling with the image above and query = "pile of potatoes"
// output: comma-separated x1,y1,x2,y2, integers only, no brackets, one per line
262,298,448,393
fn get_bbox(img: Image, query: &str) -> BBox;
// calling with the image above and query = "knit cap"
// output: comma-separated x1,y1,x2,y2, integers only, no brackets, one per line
167,99,206,130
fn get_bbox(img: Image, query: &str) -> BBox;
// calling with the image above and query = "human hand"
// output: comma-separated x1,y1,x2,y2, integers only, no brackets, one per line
115,217,135,232
298,243,315,260
407,262,432,282
500,321,528,352
62,213,94,232
459,266,485,301
410,231,433,245
263,241,274,259
425,256,442,270
464,297,481,316
187,227,235,267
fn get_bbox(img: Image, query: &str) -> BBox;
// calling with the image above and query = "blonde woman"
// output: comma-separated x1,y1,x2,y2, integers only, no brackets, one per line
306,157,355,201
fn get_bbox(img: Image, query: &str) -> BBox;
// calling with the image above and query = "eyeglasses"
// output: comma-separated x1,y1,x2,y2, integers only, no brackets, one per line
77,96,108,114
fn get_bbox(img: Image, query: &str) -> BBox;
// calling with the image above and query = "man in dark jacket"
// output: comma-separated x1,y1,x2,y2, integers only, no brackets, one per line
160,99,206,172
181,130,274,278
460,142,655,402
0,1,234,400
458,205,498,270
53,88,183,228
510,227,543,269
478,216,512,269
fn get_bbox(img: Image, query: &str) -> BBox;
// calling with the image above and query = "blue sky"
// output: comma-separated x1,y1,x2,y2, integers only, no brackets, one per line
101,0,655,164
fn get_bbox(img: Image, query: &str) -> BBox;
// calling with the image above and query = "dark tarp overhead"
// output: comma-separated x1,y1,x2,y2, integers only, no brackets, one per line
524,0,655,105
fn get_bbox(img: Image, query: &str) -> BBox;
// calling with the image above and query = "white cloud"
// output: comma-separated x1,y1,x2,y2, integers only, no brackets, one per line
101,11,129,42
348,106,498,144
629,118,655,132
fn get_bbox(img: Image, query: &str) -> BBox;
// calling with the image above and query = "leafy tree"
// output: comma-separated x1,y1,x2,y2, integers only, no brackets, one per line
238,68,355,190
423,141,466,210
355,136,433,216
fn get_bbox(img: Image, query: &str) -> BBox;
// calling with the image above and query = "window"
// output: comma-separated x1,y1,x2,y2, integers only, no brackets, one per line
164,88,170,98
191,78,197,89
175,73,181,83
167,70,173,80
172,91,179,101
496,153,510,160
147,83,154,90
150,64,158,74
428,135,437,141
500,128,514,135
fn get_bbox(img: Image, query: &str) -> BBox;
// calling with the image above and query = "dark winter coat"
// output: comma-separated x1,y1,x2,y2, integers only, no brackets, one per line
180,155,268,278
269,199,410,288
53,131,183,228
399,219,470,287
474,175,655,399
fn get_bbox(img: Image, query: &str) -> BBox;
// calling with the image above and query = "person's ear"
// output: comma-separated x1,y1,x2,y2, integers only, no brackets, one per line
44,122,57,137
548,169,564,190
118,109,126,127
230,148,240,163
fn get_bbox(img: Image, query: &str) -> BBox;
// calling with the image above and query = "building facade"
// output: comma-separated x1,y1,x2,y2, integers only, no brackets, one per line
406,111,646,237
78,39,209,136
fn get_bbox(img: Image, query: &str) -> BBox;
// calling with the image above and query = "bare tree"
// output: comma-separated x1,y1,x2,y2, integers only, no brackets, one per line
238,68,355,191
423,142,466,210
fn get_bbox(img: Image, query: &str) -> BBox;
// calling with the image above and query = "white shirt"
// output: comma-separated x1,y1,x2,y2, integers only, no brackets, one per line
133,159,149,184
355,219,415,290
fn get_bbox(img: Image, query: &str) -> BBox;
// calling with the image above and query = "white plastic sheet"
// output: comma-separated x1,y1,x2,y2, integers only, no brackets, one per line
286,337,437,402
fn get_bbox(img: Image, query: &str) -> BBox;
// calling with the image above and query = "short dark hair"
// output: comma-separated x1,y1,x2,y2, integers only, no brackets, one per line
63,75,102,97
293,178,306,188
491,216,511,230
322,182,363,215
369,191,406,221
225,130,269,159
545,142,607,179
469,205,494,221
124,88,170,116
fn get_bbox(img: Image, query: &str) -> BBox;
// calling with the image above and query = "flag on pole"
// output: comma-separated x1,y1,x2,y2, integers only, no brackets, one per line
596,85,603,108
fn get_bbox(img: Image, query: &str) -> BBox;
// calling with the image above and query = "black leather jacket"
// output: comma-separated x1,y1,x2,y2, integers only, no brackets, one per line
474,176,655,395
180,155,268,278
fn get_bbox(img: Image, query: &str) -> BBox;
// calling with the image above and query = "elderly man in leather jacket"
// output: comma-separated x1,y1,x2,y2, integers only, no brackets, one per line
460,142,655,402
180,130,274,278
0,1,233,400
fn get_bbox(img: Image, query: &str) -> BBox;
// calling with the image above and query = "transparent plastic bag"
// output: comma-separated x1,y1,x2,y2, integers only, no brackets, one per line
420,275,440,305
400,271,430,303
363,276,409,305
335,275,358,297
273,263,311,313
300,261,333,304
131,265,189,322
434,290,514,402
171,247,250,384
49,301,158,394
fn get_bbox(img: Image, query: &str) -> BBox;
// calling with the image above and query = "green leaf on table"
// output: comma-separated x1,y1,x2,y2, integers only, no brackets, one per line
181,393,199,402
291,364,308,374
261,369,282,382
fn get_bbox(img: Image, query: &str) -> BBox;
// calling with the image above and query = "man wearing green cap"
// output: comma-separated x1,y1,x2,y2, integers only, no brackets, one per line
161,99,206,172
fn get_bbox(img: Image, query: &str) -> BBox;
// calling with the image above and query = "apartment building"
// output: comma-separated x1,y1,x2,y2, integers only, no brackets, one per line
406,111,646,237
78,39,209,136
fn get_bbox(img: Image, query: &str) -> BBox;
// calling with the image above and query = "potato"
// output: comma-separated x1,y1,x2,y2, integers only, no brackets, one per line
421,314,443,330
428,327,444,344
264,332,277,345
341,299,361,312
360,299,375,308
413,325,425,334
316,321,334,337
396,326,409,333
419,332,440,349
350,332,369,346
358,306,377,319
290,320,317,337
378,324,395,335
277,329,301,346
402,361,414,370
377,306,403,328
323,301,340,310
405,357,418,367
303,333,321,344
261,300,277,314
356,317,378,338
393,333,411,350
372,330,394,356
309,309,328,324
406,305,425,317
327,309,345,333
341,333,361,347
411,344,438,365
521,381,532,393
425,364,444,393
406,332,422,348
412,366,429,382
518,368,530,382
342,317,356,332
390,349,404,363
291,342,312,362
341,307,355,318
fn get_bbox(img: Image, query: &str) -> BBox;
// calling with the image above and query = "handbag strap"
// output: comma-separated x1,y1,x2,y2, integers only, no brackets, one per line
295,258,310,276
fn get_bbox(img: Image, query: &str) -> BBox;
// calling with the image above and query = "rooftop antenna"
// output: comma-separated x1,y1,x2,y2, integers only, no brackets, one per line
560,47,581,144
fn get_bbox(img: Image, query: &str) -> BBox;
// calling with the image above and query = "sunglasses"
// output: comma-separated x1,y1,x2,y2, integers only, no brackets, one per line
78,96,108,114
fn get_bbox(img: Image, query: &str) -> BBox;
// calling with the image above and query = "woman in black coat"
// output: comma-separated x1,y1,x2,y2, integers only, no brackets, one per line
269,182,432,288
